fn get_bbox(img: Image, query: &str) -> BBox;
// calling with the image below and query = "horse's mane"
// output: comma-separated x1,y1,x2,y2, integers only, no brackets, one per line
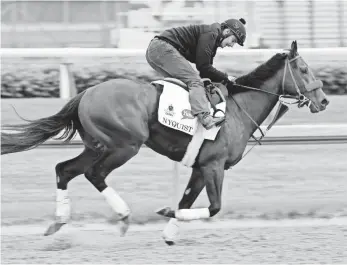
231,53,286,94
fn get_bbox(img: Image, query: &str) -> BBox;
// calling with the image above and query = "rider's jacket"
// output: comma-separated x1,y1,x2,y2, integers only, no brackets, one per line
157,23,228,82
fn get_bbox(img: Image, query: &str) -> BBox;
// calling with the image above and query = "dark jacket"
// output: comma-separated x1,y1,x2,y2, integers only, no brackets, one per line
158,23,228,82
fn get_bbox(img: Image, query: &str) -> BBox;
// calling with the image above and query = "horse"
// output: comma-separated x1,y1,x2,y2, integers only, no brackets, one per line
1,41,329,243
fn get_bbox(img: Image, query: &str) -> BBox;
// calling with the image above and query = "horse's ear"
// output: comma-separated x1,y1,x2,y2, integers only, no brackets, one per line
290,41,297,57
290,40,296,50
291,40,298,53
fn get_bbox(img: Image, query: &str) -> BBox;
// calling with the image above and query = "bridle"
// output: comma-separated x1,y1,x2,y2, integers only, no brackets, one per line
280,55,322,108
228,53,323,157
232,54,320,107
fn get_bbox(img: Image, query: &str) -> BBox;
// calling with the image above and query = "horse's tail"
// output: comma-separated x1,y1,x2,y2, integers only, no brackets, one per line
1,90,87,155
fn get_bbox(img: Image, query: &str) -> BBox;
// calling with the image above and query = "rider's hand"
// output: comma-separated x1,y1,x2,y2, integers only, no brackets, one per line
227,75,236,84
228,75,236,85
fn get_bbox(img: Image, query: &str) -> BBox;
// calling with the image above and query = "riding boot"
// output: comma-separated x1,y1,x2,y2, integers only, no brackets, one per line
197,112,225,130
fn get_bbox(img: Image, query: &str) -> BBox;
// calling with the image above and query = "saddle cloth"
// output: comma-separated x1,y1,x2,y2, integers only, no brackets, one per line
153,79,226,141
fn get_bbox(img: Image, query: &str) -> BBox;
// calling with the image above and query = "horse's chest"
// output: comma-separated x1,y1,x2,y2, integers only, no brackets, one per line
223,124,249,169
224,143,246,169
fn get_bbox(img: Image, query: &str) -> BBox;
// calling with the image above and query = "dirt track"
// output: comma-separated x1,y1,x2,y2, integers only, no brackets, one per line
2,221,347,264
2,144,347,263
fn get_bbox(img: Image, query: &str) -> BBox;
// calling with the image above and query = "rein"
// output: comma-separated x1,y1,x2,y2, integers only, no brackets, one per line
228,55,318,158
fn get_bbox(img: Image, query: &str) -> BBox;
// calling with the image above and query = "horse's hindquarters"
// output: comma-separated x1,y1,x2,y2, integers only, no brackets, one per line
78,79,153,149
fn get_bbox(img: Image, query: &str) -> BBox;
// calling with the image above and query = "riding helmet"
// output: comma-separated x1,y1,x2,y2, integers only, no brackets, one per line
221,18,246,46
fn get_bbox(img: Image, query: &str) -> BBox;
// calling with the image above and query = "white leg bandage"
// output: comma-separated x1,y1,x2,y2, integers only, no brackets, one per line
102,187,130,218
162,218,180,241
56,189,70,223
175,208,210,221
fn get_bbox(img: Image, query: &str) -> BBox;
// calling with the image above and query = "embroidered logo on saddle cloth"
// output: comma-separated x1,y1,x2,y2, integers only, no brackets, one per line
153,80,226,141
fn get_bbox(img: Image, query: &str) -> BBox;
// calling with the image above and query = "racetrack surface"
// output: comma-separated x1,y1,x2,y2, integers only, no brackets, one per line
1,144,347,263
2,145,347,226
2,221,347,264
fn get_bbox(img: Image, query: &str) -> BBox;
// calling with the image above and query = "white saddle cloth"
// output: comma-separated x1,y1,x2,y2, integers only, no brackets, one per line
154,80,226,141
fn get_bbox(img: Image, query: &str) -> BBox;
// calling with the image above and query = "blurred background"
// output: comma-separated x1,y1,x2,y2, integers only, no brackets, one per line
2,0,346,49
2,0,347,100
1,0,347,97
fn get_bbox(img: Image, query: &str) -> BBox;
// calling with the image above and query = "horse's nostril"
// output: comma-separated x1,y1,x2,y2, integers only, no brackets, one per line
321,99,329,106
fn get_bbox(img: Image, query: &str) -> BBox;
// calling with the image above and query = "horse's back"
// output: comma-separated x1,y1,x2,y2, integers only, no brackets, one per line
78,78,158,147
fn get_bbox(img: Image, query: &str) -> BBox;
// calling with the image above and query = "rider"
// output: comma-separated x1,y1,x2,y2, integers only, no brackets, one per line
146,18,247,130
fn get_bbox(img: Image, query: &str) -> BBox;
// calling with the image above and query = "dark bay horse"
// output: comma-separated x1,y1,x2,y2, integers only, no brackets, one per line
1,41,329,240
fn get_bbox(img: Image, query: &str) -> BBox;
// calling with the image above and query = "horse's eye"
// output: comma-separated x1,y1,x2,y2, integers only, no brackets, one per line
301,67,308,74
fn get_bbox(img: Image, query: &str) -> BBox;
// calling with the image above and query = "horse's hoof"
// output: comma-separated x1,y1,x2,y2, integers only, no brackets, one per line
44,222,66,236
156,207,175,218
119,216,130,237
165,240,175,246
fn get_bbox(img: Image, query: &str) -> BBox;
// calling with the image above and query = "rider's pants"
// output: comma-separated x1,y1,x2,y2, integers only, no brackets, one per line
146,38,210,116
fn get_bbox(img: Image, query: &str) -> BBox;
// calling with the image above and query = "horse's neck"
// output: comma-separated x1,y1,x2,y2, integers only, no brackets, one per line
227,77,281,137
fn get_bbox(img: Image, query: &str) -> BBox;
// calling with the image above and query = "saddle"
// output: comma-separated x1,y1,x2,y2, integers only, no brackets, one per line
153,77,228,167
162,77,228,116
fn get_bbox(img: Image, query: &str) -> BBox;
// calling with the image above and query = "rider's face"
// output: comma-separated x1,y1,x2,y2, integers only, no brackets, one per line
220,34,237,48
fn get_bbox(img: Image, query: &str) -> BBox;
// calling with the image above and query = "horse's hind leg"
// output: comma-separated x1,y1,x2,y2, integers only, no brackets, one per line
44,147,100,236
55,148,99,220
84,144,141,236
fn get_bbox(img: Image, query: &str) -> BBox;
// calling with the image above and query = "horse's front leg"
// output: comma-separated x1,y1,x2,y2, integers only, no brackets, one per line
203,161,225,217
162,168,205,244
158,160,225,220
176,160,225,219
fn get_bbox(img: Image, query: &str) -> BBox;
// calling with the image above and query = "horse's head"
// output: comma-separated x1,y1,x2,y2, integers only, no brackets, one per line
281,40,329,113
